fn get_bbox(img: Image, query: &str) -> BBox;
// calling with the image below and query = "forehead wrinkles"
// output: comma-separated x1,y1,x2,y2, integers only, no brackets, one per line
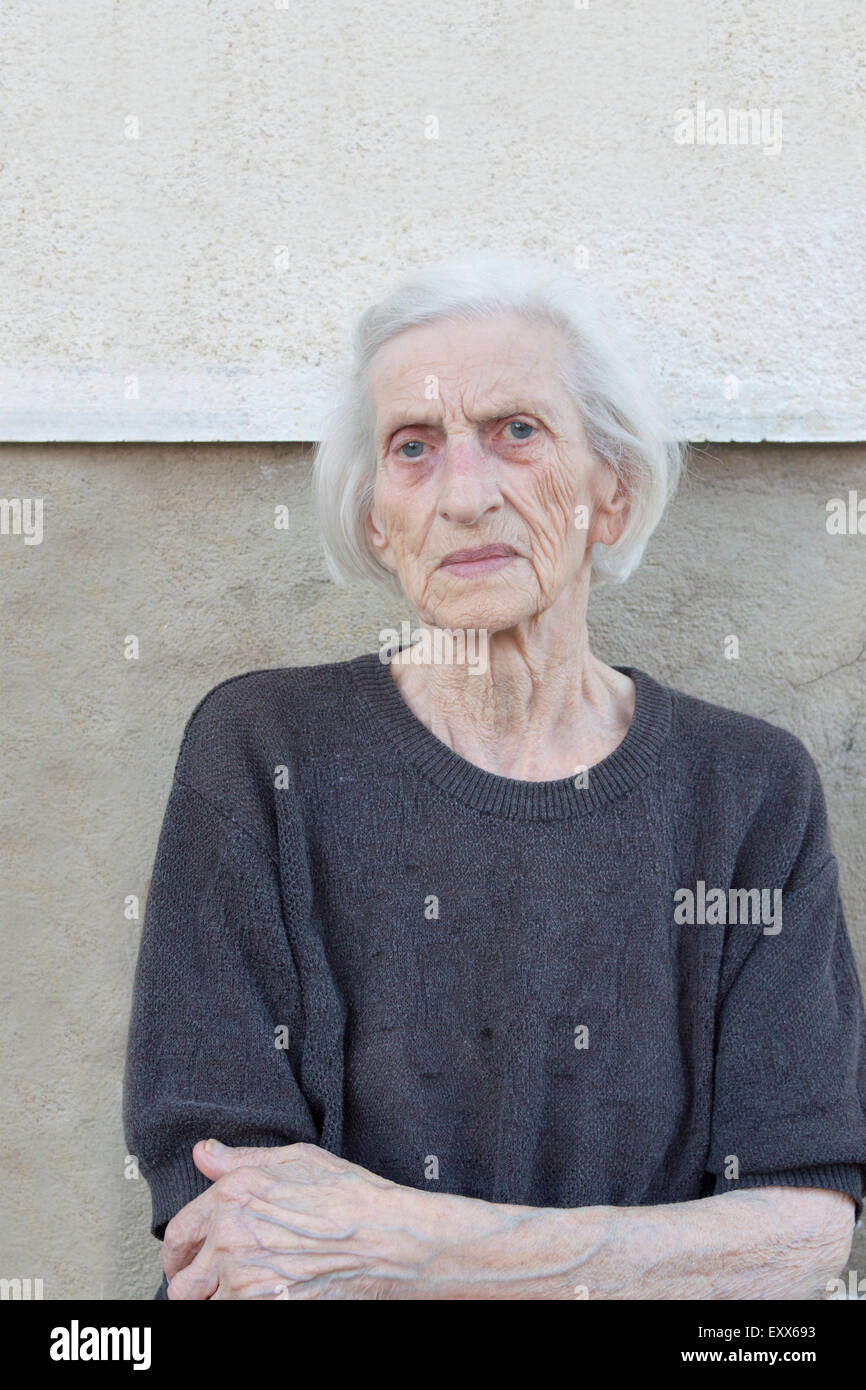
369,315,580,445
374,363,566,438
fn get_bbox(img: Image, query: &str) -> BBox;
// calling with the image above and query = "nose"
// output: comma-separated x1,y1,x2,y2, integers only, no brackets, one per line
436,435,503,526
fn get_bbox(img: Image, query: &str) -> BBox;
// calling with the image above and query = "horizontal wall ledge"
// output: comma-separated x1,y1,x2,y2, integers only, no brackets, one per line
0,368,863,444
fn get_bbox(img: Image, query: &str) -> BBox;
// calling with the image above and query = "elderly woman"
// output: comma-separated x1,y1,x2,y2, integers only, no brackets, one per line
124,253,866,1300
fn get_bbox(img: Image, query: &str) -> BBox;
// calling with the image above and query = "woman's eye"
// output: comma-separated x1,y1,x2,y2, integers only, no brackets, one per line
506,420,534,440
397,440,425,458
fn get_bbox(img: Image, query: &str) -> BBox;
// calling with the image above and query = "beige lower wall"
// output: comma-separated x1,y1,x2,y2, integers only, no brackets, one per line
1,440,864,1299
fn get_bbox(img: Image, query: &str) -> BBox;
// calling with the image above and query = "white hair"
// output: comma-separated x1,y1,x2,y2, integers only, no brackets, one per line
311,252,685,594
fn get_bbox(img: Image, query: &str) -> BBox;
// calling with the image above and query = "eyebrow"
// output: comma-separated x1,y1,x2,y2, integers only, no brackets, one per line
379,398,559,440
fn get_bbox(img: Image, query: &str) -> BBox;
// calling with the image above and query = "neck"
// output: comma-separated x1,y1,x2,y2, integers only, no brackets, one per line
389,606,636,782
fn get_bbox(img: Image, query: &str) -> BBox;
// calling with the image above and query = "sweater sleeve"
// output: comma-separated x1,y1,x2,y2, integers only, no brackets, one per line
122,776,319,1239
706,748,866,1222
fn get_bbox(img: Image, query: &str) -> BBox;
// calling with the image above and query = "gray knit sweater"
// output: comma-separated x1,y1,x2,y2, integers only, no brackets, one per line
124,651,866,1284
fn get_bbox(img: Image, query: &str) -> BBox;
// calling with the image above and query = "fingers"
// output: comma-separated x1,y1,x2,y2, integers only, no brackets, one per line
163,1143,247,1280
165,1140,368,1297
191,1137,302,1181
162,1185,216,1282
166,1247,220,1301
164,1159,283,1285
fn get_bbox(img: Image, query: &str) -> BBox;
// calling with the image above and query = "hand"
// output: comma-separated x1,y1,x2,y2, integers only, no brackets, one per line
163,1139,475,1300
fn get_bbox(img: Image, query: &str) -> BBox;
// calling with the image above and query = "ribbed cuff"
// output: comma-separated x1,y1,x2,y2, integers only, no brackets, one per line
715,1164,864,1223
144,1148,213,1240
143,1131,314,1239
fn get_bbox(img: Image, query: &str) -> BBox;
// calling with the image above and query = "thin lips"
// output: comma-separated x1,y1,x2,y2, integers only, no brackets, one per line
440,544,517,566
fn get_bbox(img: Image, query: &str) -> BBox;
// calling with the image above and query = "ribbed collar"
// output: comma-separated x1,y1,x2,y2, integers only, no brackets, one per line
348,649,672,820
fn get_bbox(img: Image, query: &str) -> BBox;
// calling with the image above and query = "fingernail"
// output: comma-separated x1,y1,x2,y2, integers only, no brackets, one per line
204,1138,225,1154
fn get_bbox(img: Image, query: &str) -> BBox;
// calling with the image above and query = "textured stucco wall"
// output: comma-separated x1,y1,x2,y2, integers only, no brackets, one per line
1,439,864,1299
2,0,866,441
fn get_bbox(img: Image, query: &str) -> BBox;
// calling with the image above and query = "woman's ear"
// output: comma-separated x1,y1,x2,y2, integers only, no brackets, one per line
364,504,397,572
588,463,632,549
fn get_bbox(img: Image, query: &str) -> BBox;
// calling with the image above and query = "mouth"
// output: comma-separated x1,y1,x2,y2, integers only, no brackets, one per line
438,544,519,576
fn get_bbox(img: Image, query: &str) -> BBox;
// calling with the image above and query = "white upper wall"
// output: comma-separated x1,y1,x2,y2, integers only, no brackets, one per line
2,0,864,442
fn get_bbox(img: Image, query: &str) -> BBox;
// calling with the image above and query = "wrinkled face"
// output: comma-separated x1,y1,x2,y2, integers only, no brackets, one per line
364,311,628,632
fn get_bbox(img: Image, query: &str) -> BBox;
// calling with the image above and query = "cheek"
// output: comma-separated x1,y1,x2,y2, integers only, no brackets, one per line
537,456,581,529
373,486,435,575
509,460,580,559
372,484,412,547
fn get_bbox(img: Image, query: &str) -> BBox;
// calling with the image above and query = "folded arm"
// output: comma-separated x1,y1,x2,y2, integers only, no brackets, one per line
409,1180,855,1301
162,1140,855,1300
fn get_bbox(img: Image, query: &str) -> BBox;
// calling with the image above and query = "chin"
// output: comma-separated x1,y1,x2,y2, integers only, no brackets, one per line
417,575,539,637
424,600,532,636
